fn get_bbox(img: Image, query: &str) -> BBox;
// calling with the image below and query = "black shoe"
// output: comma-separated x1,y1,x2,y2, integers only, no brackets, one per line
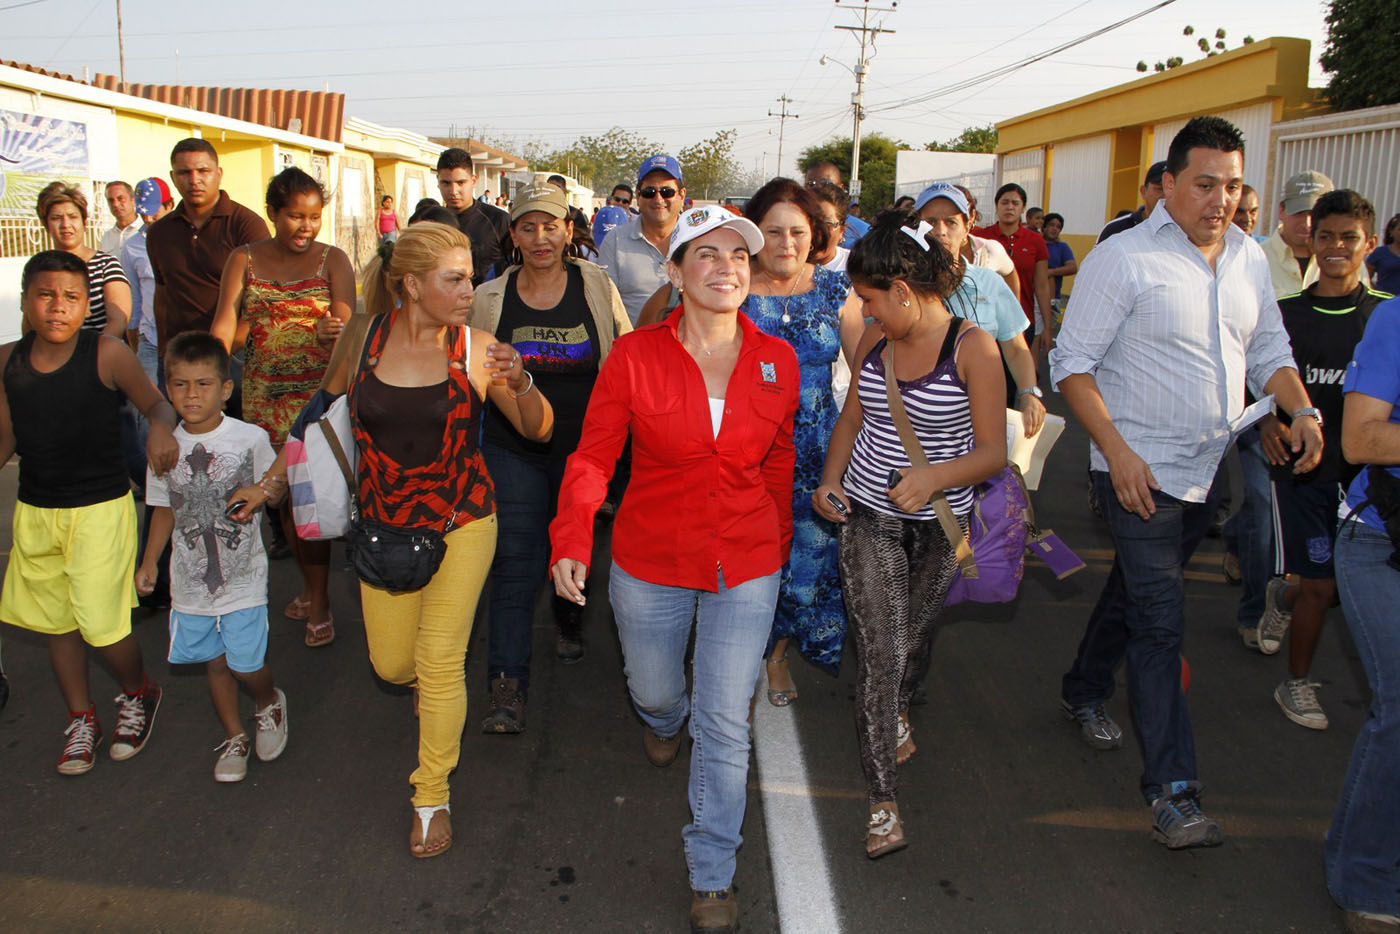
480,676,525,734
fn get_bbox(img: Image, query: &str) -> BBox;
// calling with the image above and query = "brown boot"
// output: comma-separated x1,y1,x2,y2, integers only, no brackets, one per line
642,725,681,767
689,887,737,932
480,676,525,734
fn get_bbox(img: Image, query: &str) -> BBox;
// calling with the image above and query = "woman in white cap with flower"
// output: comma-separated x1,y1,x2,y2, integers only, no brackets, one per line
550,205,799,933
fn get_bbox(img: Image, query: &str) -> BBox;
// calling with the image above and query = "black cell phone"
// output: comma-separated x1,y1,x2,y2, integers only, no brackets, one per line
824,491,848,515
225,500,248,519
887,469,903,491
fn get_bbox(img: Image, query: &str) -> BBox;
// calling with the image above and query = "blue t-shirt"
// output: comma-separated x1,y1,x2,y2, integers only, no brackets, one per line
1046,240,1075,298
1366,245,1400,296
1342,295,1400,530
840,214,871,249
945,263,1026,341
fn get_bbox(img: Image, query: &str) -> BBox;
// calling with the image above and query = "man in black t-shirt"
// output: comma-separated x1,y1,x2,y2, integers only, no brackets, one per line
436,147,511,286
1256,189,1392,731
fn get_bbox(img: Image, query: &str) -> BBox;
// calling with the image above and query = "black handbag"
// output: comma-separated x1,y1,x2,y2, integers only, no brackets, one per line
345,516,450,593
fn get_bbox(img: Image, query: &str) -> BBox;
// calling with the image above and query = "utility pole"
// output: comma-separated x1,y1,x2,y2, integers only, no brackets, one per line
115,0,126,91
768,95,799,176
833,0,896,200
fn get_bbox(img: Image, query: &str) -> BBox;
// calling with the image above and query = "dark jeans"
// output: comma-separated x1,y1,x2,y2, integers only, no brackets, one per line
1221,429,1272,625
1061,470,1221,803
480,442,578,696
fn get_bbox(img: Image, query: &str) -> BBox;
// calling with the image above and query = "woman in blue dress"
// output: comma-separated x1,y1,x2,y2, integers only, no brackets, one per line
743,178,864,701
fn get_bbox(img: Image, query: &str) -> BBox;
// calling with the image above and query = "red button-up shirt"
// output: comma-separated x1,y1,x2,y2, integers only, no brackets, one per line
973,222,1048,325
549,307,799,592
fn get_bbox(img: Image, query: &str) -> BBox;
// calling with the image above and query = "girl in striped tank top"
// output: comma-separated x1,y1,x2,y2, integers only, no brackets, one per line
814,212,1008,859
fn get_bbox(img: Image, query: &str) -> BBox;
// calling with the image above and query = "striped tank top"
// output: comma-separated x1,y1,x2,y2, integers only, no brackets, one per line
842,321,977,519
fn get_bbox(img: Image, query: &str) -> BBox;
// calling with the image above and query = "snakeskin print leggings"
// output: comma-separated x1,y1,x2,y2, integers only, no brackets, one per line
839,501,961,804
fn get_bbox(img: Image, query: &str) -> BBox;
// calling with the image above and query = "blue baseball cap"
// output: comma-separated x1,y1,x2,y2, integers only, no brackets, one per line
591,205,629,244
134,177,171,215
637,153,683,186
913,182,970,217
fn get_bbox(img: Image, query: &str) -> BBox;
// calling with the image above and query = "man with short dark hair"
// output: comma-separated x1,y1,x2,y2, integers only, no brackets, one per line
436,147,511,286
1097,161,1167,243
609,184,634,212
146,139,268,361
100,181,141,256
1051,115,1323,850
595,154,688,324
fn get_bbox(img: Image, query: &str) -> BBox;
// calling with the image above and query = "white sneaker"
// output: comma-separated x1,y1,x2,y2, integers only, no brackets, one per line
1256,577,1293,655
1275,677,1328,730
254,688,288,762
214,733,251,783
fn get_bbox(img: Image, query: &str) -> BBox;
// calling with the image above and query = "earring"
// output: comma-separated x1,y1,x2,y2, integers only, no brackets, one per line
901,300,910,307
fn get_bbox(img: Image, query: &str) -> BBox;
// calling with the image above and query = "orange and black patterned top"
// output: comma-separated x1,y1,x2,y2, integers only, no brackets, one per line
351,311,495,530
241,245,334,445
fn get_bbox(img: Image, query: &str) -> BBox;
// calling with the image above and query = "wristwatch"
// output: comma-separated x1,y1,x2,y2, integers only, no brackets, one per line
1017,386,1044,400
1291,406,1323,428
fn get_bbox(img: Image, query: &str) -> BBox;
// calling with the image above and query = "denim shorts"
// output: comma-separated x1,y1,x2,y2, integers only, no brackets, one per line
169,605,269,673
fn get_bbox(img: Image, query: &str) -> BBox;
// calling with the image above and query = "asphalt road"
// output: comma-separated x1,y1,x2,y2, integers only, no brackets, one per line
0,407,1368,933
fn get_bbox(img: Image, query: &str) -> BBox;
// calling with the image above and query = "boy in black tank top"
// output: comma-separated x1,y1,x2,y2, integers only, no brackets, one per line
0,251,179,776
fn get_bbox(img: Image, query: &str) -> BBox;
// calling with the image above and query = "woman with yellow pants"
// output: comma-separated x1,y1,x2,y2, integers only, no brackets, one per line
234,222,551,858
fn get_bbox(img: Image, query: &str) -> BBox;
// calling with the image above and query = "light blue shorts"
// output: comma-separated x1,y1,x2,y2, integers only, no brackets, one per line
168,605,269,673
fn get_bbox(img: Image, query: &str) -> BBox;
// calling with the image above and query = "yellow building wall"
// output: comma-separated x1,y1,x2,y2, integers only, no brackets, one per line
998,38,1318,155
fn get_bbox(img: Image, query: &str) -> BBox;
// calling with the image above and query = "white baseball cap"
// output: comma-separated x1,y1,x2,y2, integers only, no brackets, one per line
667,205,764,260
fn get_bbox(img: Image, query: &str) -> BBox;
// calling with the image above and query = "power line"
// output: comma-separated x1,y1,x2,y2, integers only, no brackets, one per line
866,0,1177,115
768,96,799,174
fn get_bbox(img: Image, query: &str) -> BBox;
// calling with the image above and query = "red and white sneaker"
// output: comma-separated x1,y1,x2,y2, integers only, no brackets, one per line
110,683,162,761
58,709,102,775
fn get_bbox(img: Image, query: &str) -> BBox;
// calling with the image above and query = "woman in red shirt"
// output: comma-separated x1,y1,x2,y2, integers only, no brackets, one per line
549,205,798,933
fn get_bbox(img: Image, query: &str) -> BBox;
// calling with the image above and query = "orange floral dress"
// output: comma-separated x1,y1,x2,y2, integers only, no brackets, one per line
241,245,334,445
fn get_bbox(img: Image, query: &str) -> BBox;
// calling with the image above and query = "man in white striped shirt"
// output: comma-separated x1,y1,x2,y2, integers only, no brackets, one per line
1049,116,1323,850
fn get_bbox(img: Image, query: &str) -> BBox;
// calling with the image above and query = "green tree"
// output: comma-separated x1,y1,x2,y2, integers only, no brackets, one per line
530,126,661,192
679,129,741,200
927,125,999,154
1133,25,1253,72
798,132,908,213
1321,0,1400,111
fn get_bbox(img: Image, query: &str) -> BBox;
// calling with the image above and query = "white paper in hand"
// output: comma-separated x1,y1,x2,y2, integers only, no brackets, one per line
1005,409,1066,491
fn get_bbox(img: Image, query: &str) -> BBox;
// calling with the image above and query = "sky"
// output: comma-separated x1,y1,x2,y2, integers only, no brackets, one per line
2,0,1333,183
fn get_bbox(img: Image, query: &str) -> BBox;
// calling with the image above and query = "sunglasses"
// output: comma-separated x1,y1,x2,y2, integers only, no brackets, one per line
639,186,678,200
612,196,632,205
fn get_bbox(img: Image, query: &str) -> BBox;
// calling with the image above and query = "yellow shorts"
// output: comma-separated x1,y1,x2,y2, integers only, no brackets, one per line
0,493,139,647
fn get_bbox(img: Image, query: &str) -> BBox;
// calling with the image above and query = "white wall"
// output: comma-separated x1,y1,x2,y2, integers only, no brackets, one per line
1150,100,1272,199
1047,134,1111,236
999,148,1045,210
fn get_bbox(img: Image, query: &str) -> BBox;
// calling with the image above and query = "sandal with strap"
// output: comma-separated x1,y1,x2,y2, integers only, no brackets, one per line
866,805,907,860
896,711,916,765
410,803,452,859
304,615,334,648
284,596,312,620
765,655,798,707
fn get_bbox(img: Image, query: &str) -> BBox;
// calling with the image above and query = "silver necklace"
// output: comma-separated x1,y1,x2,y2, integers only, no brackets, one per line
776,267,805,324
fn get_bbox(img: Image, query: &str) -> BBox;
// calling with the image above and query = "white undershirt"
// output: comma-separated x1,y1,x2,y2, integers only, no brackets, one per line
708,397,725,438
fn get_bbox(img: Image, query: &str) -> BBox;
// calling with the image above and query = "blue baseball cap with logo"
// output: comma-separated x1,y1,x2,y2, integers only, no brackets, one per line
637,153,683,186
913,181,971,217
592,205,630,245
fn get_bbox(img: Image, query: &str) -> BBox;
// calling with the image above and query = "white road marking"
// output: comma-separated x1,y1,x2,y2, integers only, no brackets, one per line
753,682,843,934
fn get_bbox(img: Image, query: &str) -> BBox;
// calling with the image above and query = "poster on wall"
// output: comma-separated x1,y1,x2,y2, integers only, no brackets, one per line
0,108,90,216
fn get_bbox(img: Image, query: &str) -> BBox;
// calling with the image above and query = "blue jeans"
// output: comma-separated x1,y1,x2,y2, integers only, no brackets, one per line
1221,429,1273,626
1326,520,1400,915
480,442,575,695
608,561,780,892
1062,471,1220,803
